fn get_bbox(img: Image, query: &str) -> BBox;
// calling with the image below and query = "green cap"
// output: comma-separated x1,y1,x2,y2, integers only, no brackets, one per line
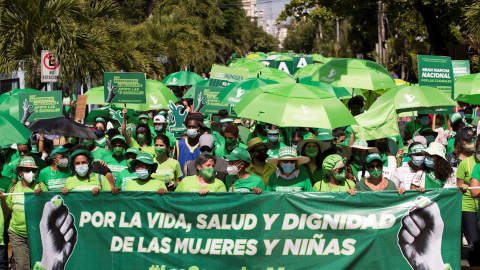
124,147,139,156
408,144,425,156
224,147,252,162
95,117,106,123
17,156,38,168
317,128,335,141
366,153,383,164
49,146,69,158
220,118,234,124
110,135,126,145
450,113,463,125
138,114,149,119
68,150,94,170
31,145,39,154
130,153,158,171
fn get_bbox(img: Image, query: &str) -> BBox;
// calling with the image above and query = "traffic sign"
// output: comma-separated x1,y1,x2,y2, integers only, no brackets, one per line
41,50,61,82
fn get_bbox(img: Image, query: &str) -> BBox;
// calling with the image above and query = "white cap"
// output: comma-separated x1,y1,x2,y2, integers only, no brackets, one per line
154,115,166,123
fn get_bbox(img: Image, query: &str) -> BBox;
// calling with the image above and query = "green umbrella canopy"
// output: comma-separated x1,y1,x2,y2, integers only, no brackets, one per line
310,58,396,90
454,73,480,104
229,60,265,71
84,105,138,125
233,83,357,129
369,85,458,113
0,88,39,120
182,79,210,99
254,67,295,84
293,64,324,79
299,77,351,99
113,80,178,111
0,112,31,147
311,54,331,64
85,85,107,105
217,78,279,103
274,55,293,61
161,71,203,86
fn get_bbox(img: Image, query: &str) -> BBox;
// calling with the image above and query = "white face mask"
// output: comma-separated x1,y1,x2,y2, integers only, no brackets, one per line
23,171,35,183
186,128,198,138
56,158,69,168
226,164,240,175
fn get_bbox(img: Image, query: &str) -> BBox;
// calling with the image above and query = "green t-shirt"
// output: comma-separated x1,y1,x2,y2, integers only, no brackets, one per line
64,173,111,191
313,178,356,192
298,164,323,184
267,142,287,159
465,161,480,212
0,177,12,192
266,171,313,192
115,169,137,191
37,166,72,191
215,141,247,158
7,181,48,238
95,137,108,148
130,138,156,158
175,175,226,192
225,174,265,192
103,155,128,180
91,147,110,161
447,137,455,156
355,178,397,191
125,178,167,191
2,155,46,180
153,158,183,181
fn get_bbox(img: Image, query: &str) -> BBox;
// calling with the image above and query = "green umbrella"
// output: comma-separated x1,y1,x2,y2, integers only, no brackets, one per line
0,112,31,147
310,58,396,90
369,85,458,113
84,105,138,125
113,80,178,111
161,71,203,86
293,64,323,79
233,83,357,128
0,88,39,120
311,54,331,64
454,73,480,104
274,55,293,61
299,77,352,99
217,78,279,103
85,86,107,105
183,79,210,99
255,67,295,83
229,60,265,71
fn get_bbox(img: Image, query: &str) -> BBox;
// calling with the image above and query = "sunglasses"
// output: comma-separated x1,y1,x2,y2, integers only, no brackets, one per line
368,164,383,170
22,168,37,173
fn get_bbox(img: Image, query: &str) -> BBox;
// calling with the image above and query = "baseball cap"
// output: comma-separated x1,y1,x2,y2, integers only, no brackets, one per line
154,115,166,123
366,153,383,164
199,134,214,148
224,147,252,162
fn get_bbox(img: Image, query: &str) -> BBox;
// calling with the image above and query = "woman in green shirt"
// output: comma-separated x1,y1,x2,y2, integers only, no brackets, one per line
115,148,139,190
1,156,47,270
297,134,323,185
266,146,313,192
313,154,355,192
344,140,378,181
224,147,264,194
121,107,155,157
349,153,404,194
175,154,226,195
37,146,71,191
125,153,167,194
153,135,181,190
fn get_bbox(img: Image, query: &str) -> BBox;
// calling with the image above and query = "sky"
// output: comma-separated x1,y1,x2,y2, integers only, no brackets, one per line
257,0,291,21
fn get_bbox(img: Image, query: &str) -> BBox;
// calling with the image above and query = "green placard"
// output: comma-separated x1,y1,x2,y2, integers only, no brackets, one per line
452,60,470,80
417,55,455,114
25,190,461,270
167,100,188,138
193,85,233,115
209,66,249,87
18,91,62,123
103,72,146,103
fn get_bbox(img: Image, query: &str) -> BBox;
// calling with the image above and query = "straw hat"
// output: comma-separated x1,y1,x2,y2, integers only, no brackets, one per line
246,137,272,152
297,134,321,154
267,146,310,166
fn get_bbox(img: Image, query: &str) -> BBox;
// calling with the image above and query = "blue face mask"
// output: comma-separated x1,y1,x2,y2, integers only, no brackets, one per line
154,126,163,132
75,164,89,176
135,169,149,179
424,157,435,168
268,135,279,143
411,156,425,167
281,163,296,173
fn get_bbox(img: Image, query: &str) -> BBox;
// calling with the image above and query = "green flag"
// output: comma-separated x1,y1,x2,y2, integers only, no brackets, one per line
352,100,399,141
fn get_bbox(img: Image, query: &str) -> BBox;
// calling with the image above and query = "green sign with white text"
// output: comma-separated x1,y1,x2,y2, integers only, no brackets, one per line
209,66,249,87
452,60,470,80
103,72,146,103
18,91,62,123
25,190,460,270
193,85,234,114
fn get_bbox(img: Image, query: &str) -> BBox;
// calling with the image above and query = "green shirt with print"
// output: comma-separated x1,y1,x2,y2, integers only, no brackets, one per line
464,158,480,212
91,147,110,162
266,171,313,192
215,141,247,159
103,155,128,180
6,181,48,238
225,174,265,192
130,138,156,158
313,178,356,192
64,173,111,191
125,178,167,191
115,169,137,191
175,175,226,192
37,166,72,191
153,158,183,181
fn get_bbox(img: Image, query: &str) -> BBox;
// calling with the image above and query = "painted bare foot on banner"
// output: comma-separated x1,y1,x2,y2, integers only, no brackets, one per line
398,196,449,270
36,195,77,270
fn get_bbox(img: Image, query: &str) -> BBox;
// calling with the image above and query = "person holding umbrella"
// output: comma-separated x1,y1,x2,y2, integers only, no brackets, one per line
124,153,167,194
266,146,313,192
37,146,71,191
1,156,47,270
245,137,276,186
224,147,264,194
122,107,155,158
115,148,139,190
297,134,323,185
313,154,355,192
175,154,226,195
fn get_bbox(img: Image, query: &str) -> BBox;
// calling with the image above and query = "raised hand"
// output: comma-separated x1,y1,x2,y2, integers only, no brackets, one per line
105,80,118,103
20,99,34,123
194,92,207,112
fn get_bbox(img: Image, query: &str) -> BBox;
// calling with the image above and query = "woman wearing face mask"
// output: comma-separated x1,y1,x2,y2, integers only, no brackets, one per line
153,135,181,190
175,154,226,195
313,154,355,192
411,142,456,190
344,140,378,181
392,143,425,189
245,137,276,186
37,146,71,191
80,136,110,162
114,148,139,190
0,156,47,270
349,153,404,194
124,153,167,194
447,130,474,168
297,135,323,185
102,135,129,180
224,147,264,194
153,115,176,148
266,128,286,159
94,117,108,148
214,124,247,158
374,137,397,180
447,113,467,156
61,150,112,195
266,147,313,192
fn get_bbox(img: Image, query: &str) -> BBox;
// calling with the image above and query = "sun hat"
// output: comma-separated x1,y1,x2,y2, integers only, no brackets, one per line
124,147,139,157
224,147,252,163
342,140,378,157
17,156,38,168
317,128,335,141
297,134,320,154
154,115,166,123
110,135,126,145
68,149,94,170
130,153,159,171
408,144,425,156
421,142,446,160
246,137,272,152
49,146,69,158
366,153,383,164
267,146,310,166
322,154,344,176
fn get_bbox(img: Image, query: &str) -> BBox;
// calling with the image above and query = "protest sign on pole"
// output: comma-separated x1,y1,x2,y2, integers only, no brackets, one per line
18,91,62,123
452,60,470,80
209,66,249,87
41,50,61,83
417,55,455,114
25,190,461,270
75,95,88,120
193,85,234,115
103,73,146,103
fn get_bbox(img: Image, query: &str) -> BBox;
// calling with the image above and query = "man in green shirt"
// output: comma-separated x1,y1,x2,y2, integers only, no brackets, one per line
224,147,264,193
80,137,110,162
103,135,128,180
115,148,139,191
37,146,71,191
